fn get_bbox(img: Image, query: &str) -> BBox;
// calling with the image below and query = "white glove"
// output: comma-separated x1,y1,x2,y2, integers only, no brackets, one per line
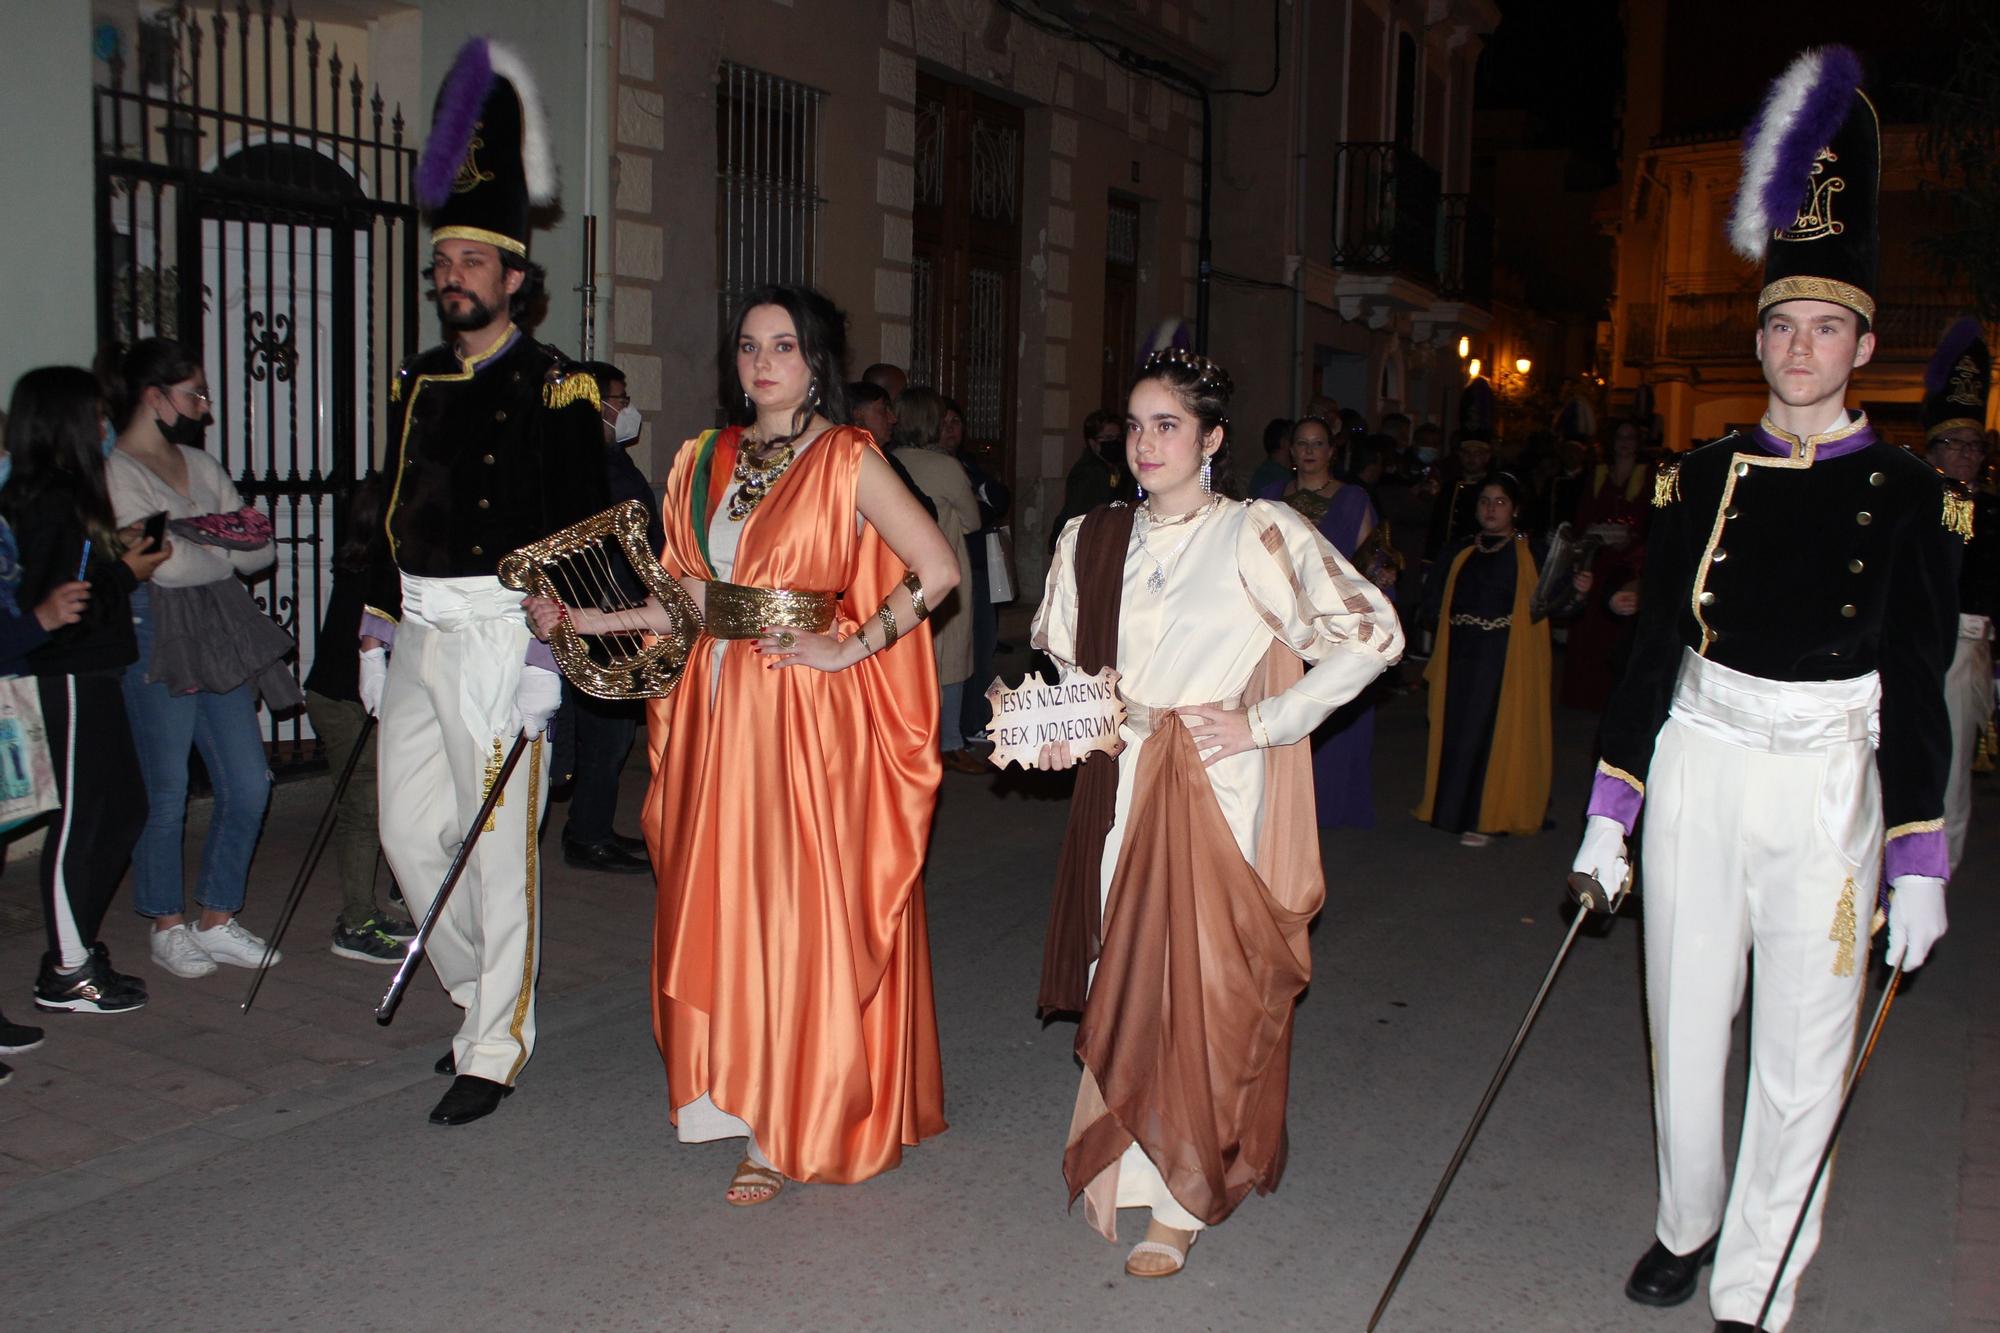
358,647,388,717
1570,815,1631,912
508,665,563,740
1886,875,1947,970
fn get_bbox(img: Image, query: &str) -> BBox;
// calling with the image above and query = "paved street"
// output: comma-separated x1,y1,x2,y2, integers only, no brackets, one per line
1,648,1994,1332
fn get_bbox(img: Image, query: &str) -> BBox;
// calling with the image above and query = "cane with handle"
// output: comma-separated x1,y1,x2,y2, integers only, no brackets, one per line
1752,962,1904,1329
374,731,530,1025
241,715,377,1014
1367,871,1624,1332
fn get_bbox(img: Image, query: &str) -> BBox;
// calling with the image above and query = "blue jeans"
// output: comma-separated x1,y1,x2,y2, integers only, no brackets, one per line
122,585,273,918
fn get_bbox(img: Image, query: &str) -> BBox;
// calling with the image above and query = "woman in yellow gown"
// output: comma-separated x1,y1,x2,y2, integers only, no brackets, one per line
528,285,956,1204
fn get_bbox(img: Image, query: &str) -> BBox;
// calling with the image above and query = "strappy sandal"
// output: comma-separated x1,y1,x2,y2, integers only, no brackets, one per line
1124,1231,1196,1278
724,1157,784,1207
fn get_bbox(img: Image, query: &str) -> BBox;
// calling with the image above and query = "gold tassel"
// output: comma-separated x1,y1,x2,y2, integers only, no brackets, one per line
390,372,404,404
1975,718,1997,775
1652,462,1681,508
543,368,601,413
480,737,507,832
1828,877,1858,978
1942,489,1975,541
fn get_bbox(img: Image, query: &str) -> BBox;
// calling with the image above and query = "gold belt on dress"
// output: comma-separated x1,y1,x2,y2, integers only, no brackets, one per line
702,580,837,639
1449,613,1511,631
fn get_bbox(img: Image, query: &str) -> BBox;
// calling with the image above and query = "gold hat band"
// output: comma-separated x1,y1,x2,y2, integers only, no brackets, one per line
1757,276,1876,324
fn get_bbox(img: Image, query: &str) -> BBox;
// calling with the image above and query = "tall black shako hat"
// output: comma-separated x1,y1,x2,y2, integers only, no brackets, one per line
415,39,555,258
1923,317,1991,441
1729,45,1880,325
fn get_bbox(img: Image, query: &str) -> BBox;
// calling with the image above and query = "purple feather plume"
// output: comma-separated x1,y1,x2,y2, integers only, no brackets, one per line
1926,317,1984,394
1730,46,1863,260
416,39,494,210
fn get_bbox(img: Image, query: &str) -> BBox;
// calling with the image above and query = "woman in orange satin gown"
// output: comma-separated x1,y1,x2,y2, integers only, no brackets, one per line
527,285,956,1204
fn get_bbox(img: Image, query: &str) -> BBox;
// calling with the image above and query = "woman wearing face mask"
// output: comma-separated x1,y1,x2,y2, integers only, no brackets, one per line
1032,351,1402,1277
2,367,172,1018
525,284,956,1205
1416,472,1560,846
104,338,294,980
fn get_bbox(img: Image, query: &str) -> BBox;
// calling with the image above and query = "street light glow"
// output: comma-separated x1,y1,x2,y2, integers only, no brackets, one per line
1515,357,1532,375
1467,358,1482,378
1457,336,1470,359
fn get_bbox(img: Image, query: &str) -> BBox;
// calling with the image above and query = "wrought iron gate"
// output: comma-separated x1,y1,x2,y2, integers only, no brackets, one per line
93,2,420,767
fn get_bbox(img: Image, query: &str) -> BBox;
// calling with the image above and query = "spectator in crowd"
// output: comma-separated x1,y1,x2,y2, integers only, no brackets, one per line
304,474,420,957
1046,408,1133,552
892,386,985,773
940,395,1011,745
106,337,293,980
1249,417,1294,496
862,362,908,401
1417,472,1557,847
1541,434,1594,538
1559,419,1652,711
1378,411,1412,457
1258,414,1391,829
3,366,171,1016
850,378,899,446
551,361,660,874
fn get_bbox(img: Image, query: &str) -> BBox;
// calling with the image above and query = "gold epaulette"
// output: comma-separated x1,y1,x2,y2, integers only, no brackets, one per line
390,365,410,403
543,365,601,413
1651,461,1681,508
1943,485,1975,541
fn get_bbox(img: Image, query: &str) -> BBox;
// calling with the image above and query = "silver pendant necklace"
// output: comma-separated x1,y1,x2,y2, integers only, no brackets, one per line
1136,498,1218,593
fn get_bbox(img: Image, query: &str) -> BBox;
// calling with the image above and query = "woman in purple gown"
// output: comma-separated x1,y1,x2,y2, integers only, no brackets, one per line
1257,416,1390,828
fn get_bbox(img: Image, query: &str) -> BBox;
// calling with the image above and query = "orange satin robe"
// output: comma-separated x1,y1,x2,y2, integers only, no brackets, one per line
643,425,947,1183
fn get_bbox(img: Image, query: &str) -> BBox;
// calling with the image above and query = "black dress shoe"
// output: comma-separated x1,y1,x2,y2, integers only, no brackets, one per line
1715,1322,1764,1331
1625,1234,1718,1307
429,1075,512,1125
608,831,648,855
562,838,651,874
435,1051,455,1076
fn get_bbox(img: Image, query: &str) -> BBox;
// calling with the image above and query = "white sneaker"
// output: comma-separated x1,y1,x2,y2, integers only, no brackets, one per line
150,924,219,978
193,918,281,969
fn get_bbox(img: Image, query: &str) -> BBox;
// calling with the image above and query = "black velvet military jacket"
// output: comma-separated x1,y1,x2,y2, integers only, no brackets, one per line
1589,414,1966,879
365,329,610,618
1962,491,1999,620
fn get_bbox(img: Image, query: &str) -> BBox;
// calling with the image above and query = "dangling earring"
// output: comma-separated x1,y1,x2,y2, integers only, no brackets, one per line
807,377,820,409
742,390,752,410
1200,454,1213,495
1135,483,1146,502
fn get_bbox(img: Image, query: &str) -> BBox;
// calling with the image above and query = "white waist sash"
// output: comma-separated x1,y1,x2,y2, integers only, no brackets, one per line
1667,648,1880,867
398,572,528,744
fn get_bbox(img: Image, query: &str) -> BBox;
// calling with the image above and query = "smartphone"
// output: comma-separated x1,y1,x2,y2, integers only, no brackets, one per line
142,510,169,551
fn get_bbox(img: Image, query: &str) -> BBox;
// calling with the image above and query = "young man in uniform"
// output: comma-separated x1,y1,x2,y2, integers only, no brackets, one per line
1570,47,1963,1331
359,39,610,1126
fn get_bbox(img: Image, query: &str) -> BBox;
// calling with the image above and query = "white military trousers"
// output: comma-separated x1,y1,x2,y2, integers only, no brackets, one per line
1641,650,1878,1331
1943,614,1992,873
378,574,548,1085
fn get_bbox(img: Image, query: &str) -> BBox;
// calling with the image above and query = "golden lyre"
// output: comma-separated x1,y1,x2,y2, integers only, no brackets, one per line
497,500,702,700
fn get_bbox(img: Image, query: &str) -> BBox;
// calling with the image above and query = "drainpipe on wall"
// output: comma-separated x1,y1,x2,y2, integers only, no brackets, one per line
578,0,599,358
1291,0,1311,413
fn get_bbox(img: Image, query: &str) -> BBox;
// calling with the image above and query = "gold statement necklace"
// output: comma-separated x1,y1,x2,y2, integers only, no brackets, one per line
727,433,799,521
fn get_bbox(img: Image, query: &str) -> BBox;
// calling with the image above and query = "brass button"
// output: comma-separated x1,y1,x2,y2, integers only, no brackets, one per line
1711,549,1728,563
494,409,508,422
1848,558,1864,574
1724,506,1741,521
1733,461,1750,477
1840,603,1857,618
470,544,484,556
477,498,490,510
1869,471,1886,487
482,453,496,465
1856,511,1872,525
1698,590,1716,607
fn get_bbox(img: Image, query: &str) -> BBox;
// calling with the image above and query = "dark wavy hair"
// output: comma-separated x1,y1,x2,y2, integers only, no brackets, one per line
100,336,201,432
1481,470,1529,511
2,365,120,548
501,254,547,325
719,284,851,443
334,472,390,574
1129,348,1240,498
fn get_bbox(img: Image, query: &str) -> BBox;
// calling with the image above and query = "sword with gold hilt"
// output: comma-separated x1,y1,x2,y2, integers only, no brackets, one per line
1366,867,1629,1332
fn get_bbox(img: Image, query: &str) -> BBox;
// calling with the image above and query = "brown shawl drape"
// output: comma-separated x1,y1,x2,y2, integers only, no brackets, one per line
1036,502,1136,1016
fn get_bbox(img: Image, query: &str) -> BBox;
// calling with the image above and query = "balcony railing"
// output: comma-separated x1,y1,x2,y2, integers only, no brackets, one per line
1437,194,1492,305
1663,291,1755,360
1624,303,1659,365
1657,288,1966,362
1331,142,1441,287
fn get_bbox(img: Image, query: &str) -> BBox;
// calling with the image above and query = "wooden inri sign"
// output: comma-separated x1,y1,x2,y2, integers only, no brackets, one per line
983,667,1126,770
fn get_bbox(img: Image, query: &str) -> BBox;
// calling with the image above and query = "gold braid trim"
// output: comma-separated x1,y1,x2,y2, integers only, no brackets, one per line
1829,877,1858,978
1597,760,1645,796
1652,462,1681,509
480,737,507,832
506,739,541,1085
542,368,601,412
1944,489,1975,542
1886,817,1945,840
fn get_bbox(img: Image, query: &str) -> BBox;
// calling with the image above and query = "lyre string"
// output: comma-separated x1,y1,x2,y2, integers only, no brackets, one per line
560,540,650,662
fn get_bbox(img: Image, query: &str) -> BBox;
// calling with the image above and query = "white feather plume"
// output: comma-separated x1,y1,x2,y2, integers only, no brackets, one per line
1729,48,1820,262
486,41,557,206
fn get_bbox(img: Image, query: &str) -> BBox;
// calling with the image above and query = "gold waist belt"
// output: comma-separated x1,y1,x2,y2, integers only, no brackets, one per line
1450,613,1512,631
703,580,837,639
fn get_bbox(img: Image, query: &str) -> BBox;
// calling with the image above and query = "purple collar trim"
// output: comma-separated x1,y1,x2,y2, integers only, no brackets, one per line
1753,412,1875,461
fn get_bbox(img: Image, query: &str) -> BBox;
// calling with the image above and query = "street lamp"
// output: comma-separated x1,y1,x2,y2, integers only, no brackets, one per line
1514,356,1532,375
1457,335,1470,360
1467,357,1482,379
